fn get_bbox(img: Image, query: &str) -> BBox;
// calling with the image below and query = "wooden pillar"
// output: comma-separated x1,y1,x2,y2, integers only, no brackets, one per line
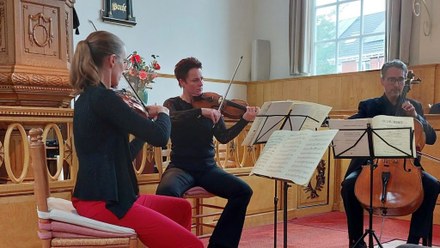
0,0,75,107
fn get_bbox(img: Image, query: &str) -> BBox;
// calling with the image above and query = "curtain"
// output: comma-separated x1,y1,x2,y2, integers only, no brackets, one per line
386,0,414,64
289,0,311,75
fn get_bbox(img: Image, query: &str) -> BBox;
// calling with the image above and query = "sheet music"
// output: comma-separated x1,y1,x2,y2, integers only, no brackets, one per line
284,101,332,131
329,115,415,158
250,129,338,186
242,100,332,146
242,101,293,146
328,118,371,157
371,115,415,157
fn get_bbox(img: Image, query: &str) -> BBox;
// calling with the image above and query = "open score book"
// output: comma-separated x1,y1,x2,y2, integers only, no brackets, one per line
249,129,338,186
328,115,416,158
244,100,334,186
242,100,332,146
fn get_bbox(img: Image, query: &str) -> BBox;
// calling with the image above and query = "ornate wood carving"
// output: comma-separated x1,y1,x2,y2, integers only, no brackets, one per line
28,12,54,48
23,3,58,56
0,1,5,52
303,159,327,199
0,141,3,167
0,0,75,107
65,9,70,62
10,72,68,86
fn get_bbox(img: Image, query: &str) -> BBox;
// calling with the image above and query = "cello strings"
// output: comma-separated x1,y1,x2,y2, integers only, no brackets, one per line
418,151,440,163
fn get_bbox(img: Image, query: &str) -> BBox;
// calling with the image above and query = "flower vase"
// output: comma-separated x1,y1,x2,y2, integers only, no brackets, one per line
137,85,149,105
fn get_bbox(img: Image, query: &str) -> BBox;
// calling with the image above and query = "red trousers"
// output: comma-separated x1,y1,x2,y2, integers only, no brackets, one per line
72,195,203,248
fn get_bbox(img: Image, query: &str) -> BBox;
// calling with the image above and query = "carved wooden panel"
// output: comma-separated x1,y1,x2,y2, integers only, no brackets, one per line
0,1,5,53
22,2,59,58
297,149,331,208
0,0,73,107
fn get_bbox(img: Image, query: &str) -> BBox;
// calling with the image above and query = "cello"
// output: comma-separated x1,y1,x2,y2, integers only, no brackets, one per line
354,71,425,216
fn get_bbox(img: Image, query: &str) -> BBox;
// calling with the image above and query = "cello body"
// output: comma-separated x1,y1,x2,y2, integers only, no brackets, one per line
354,158,423,216
354,119,425,216
354,70,426,217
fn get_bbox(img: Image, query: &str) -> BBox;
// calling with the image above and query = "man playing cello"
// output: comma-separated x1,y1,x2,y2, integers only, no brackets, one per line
341,59,440,247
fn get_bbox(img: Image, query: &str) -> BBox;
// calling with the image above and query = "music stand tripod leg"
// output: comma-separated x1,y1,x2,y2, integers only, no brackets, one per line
283,181,290,248
274,180,278,248
353,159,383,248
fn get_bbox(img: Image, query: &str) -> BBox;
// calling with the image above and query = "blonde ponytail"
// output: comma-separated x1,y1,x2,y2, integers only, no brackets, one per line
70,31,125,93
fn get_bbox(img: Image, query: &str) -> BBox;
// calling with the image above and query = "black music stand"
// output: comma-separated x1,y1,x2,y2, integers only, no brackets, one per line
330,120,415,248
245,109,322,248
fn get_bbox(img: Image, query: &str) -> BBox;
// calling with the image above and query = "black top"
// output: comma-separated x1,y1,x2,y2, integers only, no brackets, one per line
345,94,436,177
164,96,249,171
72,83,171,218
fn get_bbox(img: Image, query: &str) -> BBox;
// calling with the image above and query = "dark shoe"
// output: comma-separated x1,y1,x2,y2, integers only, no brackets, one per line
407,234,421,245
349,240,367,248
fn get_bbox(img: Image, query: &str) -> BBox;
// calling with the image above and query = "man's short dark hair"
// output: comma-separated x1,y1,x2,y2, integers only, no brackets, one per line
380,59,408,78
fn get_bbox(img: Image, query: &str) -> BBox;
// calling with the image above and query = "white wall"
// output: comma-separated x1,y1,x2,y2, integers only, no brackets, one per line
410,0,440,65
253,0,291,79
73,0,254,105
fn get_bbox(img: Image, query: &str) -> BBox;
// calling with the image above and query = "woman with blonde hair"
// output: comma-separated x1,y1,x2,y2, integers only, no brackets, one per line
70,30,203,248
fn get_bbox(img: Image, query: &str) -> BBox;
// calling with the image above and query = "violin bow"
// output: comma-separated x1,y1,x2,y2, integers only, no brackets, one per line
217,56,243,112
88,20,148,112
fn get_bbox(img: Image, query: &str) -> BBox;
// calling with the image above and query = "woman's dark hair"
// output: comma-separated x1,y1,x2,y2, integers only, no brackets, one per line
174,57,202,87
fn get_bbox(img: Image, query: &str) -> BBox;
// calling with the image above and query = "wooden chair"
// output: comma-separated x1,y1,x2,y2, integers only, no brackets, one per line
30,128,138,248
182,186,224,238
154,144,224,238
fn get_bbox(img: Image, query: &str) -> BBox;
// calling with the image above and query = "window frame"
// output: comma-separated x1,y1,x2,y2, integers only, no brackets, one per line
311,0,385,75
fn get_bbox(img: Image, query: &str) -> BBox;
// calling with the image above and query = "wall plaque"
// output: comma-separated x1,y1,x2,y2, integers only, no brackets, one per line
102,0,136,26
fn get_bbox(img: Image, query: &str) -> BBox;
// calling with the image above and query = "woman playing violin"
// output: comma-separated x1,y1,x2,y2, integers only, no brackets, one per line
70,31,203,248
341,59,440,247
156,57,259,248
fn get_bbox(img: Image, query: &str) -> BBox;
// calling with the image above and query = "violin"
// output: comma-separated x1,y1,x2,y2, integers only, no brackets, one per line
115,88,149,118
192,92,248,119
354,71,424,216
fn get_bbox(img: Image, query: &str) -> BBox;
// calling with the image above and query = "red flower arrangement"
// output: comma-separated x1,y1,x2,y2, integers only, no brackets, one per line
125,51,160,90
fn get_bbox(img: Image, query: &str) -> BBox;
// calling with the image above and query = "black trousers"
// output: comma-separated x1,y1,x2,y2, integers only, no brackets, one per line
156,164,253,248
341,169,439,245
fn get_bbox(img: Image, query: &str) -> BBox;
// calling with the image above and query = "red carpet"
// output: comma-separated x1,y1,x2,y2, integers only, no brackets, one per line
201,211,440,247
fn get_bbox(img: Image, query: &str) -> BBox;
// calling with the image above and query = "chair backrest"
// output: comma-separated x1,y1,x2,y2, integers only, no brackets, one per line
30,128,51,213
29,128,138,247
154,141,171,178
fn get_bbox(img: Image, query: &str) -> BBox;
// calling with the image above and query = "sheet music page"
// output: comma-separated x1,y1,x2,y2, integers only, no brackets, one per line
241,101,271,146
328,118,371,157
371,115,415,158
242,100,332,146
250,130,300,178
283,101,332,131
242,101,294,146
250,129,338,186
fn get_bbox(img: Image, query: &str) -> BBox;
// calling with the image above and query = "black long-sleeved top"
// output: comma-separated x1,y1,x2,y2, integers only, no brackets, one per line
345,94,436,177
164,97,249,171
72,83,171,218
